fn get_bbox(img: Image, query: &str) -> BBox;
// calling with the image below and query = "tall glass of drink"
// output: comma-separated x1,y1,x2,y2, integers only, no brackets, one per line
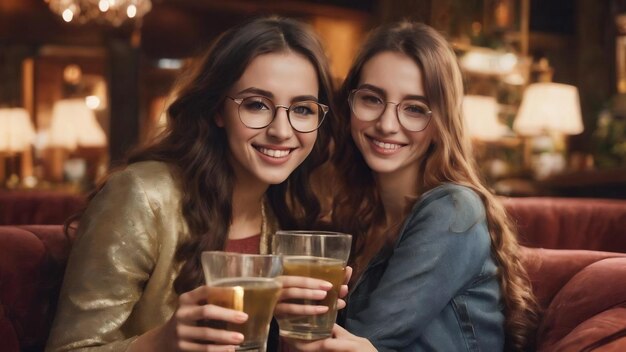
201,251,283,351
272,231,352,340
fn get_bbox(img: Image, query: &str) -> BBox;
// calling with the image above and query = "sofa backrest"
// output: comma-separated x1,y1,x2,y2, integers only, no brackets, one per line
503,197,626,252
0,225,70,352
0,191,85,225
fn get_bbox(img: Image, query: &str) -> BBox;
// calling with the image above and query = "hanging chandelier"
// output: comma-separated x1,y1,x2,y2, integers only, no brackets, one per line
46,0,152,27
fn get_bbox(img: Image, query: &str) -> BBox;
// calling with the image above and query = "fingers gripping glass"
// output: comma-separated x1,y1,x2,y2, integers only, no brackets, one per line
226,96,329,133
348,89,433,132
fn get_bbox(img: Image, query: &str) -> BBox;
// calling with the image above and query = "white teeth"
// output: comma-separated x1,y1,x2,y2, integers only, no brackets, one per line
258,147,291,158
372,139,401,150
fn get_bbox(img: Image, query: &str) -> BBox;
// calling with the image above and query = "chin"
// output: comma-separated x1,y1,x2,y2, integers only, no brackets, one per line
257,171,293,185
364,160,403,175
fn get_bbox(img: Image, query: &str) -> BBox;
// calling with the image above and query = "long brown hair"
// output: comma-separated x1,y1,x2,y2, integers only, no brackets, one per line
331,22,539,351
69,17,335,295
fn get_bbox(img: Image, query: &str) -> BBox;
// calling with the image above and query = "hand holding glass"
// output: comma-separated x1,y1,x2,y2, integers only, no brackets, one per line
272,231,352,340
201,251,283,351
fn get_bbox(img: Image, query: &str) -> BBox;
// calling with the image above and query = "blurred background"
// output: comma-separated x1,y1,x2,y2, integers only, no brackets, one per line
1,0,626,199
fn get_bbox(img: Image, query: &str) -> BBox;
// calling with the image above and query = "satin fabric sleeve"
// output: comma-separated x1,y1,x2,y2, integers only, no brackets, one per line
345,186,492,351
46,168,159,351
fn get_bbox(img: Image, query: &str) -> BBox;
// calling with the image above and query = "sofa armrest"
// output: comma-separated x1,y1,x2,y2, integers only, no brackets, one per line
521,247,626,310
0,225,70,352
522,247,626,352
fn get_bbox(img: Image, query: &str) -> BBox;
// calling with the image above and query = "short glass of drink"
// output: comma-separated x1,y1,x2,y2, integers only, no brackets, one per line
201,251,283,352
272,231,352,340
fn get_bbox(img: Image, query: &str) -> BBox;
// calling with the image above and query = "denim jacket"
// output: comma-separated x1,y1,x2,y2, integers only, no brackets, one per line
340,184,505,352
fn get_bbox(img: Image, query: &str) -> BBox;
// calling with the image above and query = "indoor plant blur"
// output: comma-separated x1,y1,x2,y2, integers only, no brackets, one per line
593,94,626,169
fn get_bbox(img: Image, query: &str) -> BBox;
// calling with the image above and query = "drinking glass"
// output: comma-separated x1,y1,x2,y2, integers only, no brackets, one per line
201,251,283,351
272,231,352,340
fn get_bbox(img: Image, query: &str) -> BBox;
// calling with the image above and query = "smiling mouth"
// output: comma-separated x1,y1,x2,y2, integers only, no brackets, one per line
254,146,294,158
369,137,404,151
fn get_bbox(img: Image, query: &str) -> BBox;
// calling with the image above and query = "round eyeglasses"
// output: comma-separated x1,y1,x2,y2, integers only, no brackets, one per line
348,89,432,132
226,95,328,133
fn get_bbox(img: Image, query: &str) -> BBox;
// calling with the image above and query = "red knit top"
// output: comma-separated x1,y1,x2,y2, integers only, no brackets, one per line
224,234,261,254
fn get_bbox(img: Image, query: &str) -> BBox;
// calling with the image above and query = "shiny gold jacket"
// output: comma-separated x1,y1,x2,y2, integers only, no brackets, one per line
46,161,275,351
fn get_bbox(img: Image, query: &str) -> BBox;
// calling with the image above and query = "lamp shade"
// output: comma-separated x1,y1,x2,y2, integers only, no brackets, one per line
48,98,107,150
462,95,510,141
514,83,583,136
0,107,36,152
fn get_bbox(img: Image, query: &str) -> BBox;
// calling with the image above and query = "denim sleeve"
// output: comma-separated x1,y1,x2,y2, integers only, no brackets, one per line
345,186,492,350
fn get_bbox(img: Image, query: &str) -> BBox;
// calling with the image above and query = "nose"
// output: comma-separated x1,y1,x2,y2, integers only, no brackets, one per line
375,102,400,134
267,106,294,140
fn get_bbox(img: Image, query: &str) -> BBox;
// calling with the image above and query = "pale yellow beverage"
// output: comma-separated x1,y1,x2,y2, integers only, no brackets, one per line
204,277,281,351
279,256,345,340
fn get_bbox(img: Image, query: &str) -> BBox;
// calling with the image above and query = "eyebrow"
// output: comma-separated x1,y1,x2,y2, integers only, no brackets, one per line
236,87,274,98
235,87,319,103
357,83,429,102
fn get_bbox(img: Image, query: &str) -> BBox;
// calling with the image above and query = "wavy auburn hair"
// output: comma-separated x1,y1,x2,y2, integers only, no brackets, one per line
331,22,539,351
71,17,335,295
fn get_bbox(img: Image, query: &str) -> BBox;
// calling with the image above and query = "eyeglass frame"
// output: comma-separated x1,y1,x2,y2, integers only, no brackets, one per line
225,95,329,133
348,88,433,132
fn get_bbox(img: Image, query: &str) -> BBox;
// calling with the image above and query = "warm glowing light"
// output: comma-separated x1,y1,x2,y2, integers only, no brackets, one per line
47,0,152,26
49,99,107,150
62,9,74,22
515,83,584,136
462,95,510,141
126,4,137,18
156,58,184,70
500,53,518,71
0,108,36,152
99,0,110,12
85,96,101,110
63,64,82,84
461,48,518,75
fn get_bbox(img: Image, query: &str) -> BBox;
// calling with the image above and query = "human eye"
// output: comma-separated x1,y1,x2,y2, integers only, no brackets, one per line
359,92,383,106
291,103,316,116
242,97,271,112
402,101,430,117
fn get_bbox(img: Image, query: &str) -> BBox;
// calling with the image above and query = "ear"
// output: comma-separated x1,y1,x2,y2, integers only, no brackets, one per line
215,110,225,127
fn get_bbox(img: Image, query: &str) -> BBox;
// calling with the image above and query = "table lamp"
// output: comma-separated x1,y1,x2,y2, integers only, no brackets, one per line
462,95,516,180
462,95,511,141
0,107,36,187
49,98,107,150
514,83,583,136
48,98,107,183
514,83,584,178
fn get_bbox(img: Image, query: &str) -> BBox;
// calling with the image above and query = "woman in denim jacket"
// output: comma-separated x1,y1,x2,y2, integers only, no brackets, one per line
289,22,539,352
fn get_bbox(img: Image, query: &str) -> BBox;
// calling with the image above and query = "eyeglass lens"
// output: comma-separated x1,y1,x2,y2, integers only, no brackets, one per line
350,90,431,132
237,96,323,133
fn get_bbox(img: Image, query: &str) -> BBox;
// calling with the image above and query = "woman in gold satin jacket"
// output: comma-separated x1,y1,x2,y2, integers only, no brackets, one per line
46,17,337,352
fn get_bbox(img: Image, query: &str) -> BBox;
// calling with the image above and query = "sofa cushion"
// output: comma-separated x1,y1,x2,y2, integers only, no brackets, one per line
537,257,626,351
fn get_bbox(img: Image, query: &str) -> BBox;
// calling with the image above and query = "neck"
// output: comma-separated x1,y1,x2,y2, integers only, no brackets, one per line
229,176,268,240
375,170,421,225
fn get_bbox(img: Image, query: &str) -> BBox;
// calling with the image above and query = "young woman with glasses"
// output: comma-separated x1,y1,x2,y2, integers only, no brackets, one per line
288,21,539,352
46,17,344,352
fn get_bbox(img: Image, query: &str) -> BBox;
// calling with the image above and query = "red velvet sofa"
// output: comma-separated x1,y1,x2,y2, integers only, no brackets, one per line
502,197,626,351
1,197,626,351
